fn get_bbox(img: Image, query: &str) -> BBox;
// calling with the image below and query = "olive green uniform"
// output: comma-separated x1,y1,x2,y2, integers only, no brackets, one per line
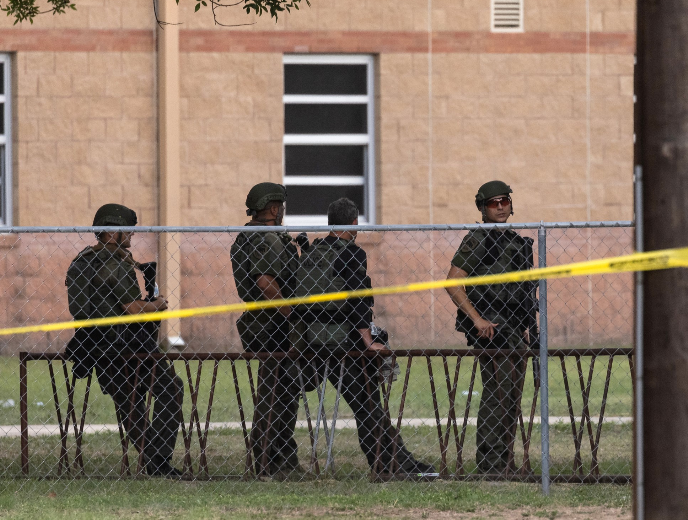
452,228,531,473
230,223,301,475
66,245,183,467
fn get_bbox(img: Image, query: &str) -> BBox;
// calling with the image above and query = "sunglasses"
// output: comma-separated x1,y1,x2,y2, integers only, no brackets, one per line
485,196,511,209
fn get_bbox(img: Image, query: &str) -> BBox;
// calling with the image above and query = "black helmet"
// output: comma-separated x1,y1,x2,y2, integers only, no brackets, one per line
92,203,138,227
245,182,287,216
475,180,513,210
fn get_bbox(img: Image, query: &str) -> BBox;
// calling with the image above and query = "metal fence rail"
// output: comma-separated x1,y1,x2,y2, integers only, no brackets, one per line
0,222,635,491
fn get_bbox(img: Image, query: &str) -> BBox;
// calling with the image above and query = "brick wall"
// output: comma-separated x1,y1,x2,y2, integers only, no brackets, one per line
0,228,633,355
15,49,157,226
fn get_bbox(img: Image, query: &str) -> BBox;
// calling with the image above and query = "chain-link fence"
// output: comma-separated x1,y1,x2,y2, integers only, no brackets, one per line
0,222,634,489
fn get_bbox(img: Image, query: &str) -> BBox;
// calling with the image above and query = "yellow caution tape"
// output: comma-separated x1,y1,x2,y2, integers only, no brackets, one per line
1,246,687,337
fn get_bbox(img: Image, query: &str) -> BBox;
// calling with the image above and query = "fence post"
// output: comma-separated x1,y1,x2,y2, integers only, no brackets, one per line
538,222,550,495
634,165,644,517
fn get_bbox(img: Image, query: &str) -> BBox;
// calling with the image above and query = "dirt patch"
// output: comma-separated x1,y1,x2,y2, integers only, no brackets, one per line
273,506,631,519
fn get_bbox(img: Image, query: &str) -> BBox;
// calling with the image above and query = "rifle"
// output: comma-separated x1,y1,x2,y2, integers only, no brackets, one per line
522,238,540,385
128,261,161,352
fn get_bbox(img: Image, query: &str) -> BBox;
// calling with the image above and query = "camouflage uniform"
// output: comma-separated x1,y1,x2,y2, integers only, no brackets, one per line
230,223,302,475
452,227,531,473
66,244,183,471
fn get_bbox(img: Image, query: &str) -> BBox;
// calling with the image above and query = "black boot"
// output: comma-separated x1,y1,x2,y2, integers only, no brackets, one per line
146,456,183,478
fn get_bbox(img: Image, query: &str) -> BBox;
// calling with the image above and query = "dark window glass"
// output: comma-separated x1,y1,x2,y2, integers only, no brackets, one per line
285,145,365,177
285,104,367,134
286,185,365,217
0,63,5,95
284,64,367,95
0,104,5,136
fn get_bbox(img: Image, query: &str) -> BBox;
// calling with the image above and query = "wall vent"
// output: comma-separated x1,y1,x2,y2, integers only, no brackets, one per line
491,0,524,33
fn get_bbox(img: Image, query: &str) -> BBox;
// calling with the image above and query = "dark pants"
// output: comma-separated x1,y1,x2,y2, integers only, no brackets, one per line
474,328,526,472
95,356,183,463
251,356,301,473
304,351,418,472
245,320,302,475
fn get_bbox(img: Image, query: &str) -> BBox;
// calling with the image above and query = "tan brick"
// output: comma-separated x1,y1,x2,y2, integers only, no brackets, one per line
604,55,634,76
122,97,155,119
89,185,125,208
603,9,635,31
72,75,107,97
399,117,429,141
24,142,58,165
591,76,620,96
574,54,605,76
541,55,573,76
555,75,586,96
38,118,72,141
121,52,154,76
54,52,89,74
88,97,122,119
72,119,106,141
17,73,38,97
557,119,587,143
106,119,140,142
38,75,72,97
105,75,139,97
121,5,155,29
88,5,122,29
89,53,122,76
73,163,106,185
123,141,156,165
57,142,89,164
126,186,156,210
89,141,123,164
18,119,38,142
619,75,634,97
25,53,55,74
540,6,583,31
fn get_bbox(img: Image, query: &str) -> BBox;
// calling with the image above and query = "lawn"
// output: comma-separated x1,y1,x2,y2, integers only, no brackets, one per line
0,479,632,519
0,351,633,481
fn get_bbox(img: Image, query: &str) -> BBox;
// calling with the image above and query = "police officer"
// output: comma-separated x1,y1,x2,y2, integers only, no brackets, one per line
230,182,303,478
445,181,533,474
295,198,435,476
65,204,184,477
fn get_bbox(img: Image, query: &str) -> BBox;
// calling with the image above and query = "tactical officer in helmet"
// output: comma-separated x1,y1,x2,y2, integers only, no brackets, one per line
230,183,303,478
294,198,435,476
445,181,535,475
65,204,184,477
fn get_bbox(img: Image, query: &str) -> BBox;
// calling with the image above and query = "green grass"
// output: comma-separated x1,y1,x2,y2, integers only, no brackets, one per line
0,353,633,426
0,353,633,481
0,479,632,519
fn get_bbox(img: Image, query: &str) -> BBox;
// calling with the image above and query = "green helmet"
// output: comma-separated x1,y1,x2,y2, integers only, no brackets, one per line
475,180,513,210
92,203,138,227
245,182,287,216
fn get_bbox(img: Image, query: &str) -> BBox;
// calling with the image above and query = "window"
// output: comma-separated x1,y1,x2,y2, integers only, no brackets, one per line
0,54,10,227
283,55,375,225
491,0,524,33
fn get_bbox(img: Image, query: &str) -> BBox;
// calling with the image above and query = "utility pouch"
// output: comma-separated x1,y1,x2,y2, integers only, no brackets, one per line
289,319,308,352
306,322,353,355
236,310,283,352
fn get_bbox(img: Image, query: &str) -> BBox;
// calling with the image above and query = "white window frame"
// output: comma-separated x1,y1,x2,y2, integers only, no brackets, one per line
283,54,376,225
0,54,11,227
491,0,524,33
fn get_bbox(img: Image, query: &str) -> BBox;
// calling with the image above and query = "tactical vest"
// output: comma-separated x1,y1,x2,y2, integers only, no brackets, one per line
230,230,299,302
463,229,530,313
66,248,124,322
231,229,299,352
65,247,143,377
294,238,354,351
